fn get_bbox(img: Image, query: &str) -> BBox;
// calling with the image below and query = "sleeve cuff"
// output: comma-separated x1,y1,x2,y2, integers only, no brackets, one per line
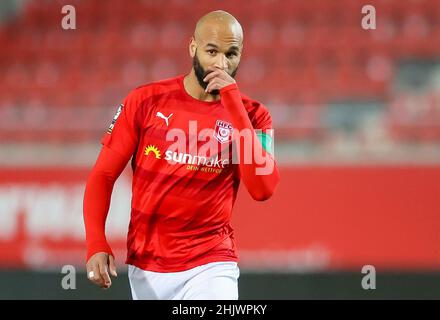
86,241,114,261
220,82,239,94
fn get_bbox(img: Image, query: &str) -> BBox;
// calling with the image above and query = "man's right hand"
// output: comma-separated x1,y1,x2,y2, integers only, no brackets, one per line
86,252,118,289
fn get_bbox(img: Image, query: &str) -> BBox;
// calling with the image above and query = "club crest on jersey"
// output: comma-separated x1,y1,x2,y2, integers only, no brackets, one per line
213,120,233,143
107,104,124,134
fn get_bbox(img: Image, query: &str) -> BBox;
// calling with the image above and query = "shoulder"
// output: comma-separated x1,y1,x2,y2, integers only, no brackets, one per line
125,75,182,104
240,91,272,130
240,92,270,114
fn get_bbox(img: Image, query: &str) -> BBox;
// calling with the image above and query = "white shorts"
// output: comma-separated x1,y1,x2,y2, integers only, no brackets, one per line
128,261,240,300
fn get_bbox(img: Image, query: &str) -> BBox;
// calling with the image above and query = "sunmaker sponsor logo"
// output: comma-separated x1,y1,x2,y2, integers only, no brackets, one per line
164,150,229,169
144,145,229,172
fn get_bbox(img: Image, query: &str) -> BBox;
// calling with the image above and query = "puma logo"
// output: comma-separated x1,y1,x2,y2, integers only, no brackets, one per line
156,111,173,126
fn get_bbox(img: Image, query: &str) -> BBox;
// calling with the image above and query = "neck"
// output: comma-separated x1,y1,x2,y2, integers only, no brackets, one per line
183,69,220,102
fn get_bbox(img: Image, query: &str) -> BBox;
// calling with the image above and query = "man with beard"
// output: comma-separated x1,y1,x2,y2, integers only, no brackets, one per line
83,10,279,299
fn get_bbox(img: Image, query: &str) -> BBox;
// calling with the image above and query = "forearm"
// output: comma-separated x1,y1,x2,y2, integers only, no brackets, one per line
83,146,128,260
220,84,280,201
84,170,115,260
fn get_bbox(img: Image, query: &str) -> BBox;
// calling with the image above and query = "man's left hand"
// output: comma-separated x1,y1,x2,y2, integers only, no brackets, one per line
203,66,236,93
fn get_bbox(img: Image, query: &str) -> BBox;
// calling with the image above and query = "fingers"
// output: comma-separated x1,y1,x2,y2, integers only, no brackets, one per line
205,79,217,93
86,253,116,289
203,67,230,83
87,262,105,288
203,68,235,93
109,255,118,278
99,261,112,289
203,69,222,83
205,78,224,93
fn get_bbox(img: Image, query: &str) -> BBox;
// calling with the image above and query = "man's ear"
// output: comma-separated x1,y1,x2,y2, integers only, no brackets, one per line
189,37,196,58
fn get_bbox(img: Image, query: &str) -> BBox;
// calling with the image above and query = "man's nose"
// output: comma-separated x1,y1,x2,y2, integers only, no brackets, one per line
214,54,228,70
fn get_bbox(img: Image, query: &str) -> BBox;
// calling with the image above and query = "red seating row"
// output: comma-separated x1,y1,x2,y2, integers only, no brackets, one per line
1,0,439,142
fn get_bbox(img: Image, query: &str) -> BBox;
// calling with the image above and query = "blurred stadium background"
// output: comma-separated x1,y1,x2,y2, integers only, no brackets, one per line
1,0,440,299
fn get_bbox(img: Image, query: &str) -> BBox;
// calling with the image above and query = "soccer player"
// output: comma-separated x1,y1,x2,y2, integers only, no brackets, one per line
83,10,279,300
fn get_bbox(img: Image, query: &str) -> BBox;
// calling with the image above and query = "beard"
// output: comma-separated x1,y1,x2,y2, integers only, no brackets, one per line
193,50,238,96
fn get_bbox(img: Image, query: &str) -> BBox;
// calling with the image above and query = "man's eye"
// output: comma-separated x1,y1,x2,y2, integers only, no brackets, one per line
208,50,216,55
227,52,237,58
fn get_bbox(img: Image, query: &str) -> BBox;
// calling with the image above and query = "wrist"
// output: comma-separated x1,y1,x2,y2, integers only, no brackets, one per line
86,240,113,261
220,82,239,94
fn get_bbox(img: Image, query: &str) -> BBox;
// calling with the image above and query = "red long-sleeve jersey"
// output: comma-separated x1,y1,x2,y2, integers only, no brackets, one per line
83,75,279,272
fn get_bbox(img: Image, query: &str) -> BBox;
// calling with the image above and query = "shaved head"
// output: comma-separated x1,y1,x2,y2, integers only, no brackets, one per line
189,10,244,95
194,10,243,47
